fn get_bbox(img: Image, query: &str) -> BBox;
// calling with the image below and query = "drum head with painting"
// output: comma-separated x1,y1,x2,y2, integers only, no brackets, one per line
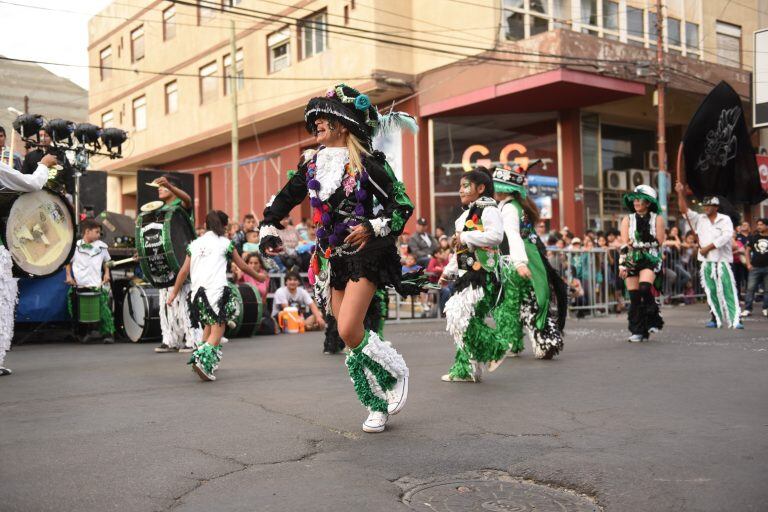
4,190,75,277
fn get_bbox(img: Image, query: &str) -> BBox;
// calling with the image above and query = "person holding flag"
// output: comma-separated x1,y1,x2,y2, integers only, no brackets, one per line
675,182,743,329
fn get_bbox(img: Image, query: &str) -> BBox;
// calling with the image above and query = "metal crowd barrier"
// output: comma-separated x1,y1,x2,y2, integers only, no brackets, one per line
257,246,726,323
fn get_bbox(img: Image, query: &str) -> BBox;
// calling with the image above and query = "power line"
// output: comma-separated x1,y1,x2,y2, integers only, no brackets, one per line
0,55,368,82
178,0,636,66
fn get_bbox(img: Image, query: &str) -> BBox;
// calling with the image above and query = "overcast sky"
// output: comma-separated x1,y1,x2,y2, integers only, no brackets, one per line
0,0,115,90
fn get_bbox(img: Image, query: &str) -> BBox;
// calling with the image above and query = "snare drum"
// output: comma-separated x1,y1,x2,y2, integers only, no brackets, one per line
135,202,195,288
75,288,101,324
225,283,264,338
0,189,76,277
122,282,162,342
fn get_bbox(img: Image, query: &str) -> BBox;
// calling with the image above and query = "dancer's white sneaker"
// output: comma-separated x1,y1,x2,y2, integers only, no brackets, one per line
441,373,474,382
487,358,505,372
627,334,644,343
362,411,388,433
386,374,408,415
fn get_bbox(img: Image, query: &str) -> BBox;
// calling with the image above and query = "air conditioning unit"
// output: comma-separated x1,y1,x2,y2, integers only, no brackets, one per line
629,169,651,188
645,150,660,170
605,170,628,191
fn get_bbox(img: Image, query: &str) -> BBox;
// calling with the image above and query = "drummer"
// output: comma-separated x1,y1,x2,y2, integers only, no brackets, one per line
0,153,58,376
65,219,115,343
151,174,200,354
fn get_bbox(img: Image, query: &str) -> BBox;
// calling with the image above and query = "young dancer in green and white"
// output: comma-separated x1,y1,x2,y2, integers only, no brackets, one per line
440,167,508,382
491,166,566,358
168,210,262,381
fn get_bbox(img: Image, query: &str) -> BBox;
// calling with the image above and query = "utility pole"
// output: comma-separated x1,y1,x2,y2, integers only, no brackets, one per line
656,0,668,221
229,19,240,220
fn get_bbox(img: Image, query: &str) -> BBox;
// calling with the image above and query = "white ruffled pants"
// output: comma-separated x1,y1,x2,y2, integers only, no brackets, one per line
159,284,202,348
0,247,18,366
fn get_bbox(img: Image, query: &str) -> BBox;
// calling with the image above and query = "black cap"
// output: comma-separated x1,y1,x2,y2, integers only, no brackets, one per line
417,217,428,225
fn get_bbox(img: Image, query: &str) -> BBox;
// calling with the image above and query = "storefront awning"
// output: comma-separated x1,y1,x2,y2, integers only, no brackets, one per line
421,69,646,117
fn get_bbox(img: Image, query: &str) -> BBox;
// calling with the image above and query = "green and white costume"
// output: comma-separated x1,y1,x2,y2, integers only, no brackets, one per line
495,198,565,358
187,231,238,327
443,197,508,381
68,239,115,337
682,207,741,328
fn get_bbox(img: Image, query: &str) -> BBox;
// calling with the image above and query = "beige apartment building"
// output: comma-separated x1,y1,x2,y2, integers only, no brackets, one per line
88,0,768,231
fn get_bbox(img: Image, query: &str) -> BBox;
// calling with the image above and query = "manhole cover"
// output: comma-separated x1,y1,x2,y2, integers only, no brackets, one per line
403,475,598,512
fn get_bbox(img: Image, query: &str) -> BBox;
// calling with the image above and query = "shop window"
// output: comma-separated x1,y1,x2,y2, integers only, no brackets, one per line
224,49,244,95
165,81,178,114
298,10,327,60
268,28,291,73
100,46,112,81
431,113,559,233
132,95,147,131
163,6,176,41
716,21,741,67
101,110,114,129
131,26,145,62
199,61,218,104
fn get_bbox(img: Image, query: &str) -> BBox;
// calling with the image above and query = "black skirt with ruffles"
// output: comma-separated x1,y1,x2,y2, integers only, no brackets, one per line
328,235,402,291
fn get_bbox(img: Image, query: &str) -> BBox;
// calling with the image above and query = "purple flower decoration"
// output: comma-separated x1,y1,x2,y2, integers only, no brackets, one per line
307,178,321,191
328,234,340,246
316,227,326,238
360,171,369,183
325,88,336,98
334,223,347,235
354,204,365,216
321,213,331,225
355,189,367,201
310,197,322,208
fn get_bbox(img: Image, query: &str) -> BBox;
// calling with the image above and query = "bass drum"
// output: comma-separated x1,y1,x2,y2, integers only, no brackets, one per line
0,189,75,277
225,283,264,338
135,202,195,288
122,282,162,342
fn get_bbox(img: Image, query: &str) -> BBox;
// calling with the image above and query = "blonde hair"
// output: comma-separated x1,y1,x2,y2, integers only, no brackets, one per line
346,133,369,174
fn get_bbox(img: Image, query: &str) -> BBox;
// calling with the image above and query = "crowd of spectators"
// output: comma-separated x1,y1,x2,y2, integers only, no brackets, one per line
211,212,767,330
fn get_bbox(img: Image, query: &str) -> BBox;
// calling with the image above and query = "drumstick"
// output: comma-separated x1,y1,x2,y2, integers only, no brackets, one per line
107,256,139,268
145,182,160,188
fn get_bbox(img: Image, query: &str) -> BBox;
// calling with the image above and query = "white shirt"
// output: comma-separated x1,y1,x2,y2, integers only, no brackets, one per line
444,198,504,276
70,240,110,287
0,160,49,191
498,199,528,268
188,231,233,302
682,210,734,263
271,286,313,317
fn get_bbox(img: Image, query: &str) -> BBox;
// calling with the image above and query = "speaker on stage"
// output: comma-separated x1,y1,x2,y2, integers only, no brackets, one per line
136,169,195,210
79,170,108,216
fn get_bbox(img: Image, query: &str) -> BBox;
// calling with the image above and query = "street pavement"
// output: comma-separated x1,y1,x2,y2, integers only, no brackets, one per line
1,304,767,511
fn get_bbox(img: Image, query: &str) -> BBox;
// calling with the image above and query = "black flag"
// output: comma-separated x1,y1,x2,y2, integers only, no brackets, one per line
682,81,767,205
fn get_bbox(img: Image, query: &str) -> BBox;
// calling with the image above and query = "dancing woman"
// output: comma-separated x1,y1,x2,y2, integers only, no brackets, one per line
619,185,666,342
491,166,566,359
259,84,416,433
440,167,508,382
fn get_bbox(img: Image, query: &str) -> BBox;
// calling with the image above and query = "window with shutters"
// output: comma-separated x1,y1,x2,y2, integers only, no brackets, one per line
716,21,741,67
